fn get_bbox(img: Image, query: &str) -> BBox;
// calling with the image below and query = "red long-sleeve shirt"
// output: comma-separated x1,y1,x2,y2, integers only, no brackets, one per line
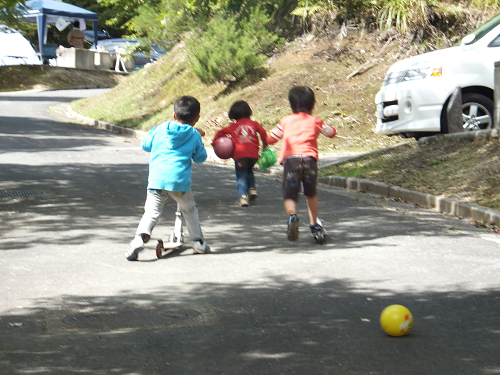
212,118,268,160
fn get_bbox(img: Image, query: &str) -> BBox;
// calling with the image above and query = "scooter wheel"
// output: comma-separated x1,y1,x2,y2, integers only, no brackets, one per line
156,240,164,259
313,234,325,245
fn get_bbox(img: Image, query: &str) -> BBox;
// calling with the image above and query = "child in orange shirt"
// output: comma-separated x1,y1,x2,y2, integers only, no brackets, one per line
212,101,267,206
267,86,337,243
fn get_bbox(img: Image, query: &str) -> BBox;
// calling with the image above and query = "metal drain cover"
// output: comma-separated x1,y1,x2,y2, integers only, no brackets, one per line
0,190,46,198
44,303,219,334
62,308,200,329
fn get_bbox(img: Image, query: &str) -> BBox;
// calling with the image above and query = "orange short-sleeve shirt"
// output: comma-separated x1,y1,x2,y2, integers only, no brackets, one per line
276,112,325,163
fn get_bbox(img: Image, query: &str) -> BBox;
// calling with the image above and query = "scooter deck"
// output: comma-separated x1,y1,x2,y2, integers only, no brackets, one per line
311,219,327,245
156,239,183,259
312,232,326,244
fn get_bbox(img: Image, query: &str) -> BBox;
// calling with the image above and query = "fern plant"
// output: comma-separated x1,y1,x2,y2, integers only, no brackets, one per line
378,0,436,33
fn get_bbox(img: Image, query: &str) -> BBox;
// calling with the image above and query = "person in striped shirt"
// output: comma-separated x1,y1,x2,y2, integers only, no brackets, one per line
267,86,337,243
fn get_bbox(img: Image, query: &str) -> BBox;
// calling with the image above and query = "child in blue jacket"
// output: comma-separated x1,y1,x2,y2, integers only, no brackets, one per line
126,96,209,260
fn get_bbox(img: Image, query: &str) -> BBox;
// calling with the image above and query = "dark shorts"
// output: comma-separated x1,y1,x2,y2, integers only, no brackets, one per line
282,156,318,201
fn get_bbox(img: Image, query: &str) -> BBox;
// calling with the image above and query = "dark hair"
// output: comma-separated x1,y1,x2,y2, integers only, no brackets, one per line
288,86,315,113
228,101,252,120
174,96,201,124
73,21,80,28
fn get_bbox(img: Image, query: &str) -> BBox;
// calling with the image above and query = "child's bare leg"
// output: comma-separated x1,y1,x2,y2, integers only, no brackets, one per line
305,195,318,226
284,199,297,216
284,198,300,241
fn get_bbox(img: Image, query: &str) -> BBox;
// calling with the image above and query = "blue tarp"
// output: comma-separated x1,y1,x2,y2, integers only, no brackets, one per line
19,0,98,62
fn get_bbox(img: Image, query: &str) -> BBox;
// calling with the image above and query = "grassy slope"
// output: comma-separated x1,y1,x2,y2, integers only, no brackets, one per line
321,138,500,210
71,34,404,152
0,65,125,91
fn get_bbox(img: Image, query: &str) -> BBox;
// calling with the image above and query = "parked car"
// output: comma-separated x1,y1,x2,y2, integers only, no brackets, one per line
375,13,500,139
90,38,167,70
83,30,111,44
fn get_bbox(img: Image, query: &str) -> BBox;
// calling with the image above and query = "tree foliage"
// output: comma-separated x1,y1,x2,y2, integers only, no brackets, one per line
0,0,27,28
4,0,500,84
131,0,217,44
222,0,299,36
94,0,158,33
130,0,290,83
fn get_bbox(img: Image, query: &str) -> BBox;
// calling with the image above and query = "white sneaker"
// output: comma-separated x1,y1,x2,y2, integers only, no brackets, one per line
126,235,144,261
247,188,258,200
239,195,249,207
192,240,210,254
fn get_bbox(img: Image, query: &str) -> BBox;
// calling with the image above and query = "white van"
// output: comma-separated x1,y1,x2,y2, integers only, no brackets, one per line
0,26,40,66
375,13,500,139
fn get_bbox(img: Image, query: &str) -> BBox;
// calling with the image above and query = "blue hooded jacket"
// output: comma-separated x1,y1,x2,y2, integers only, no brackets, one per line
141,121,207,192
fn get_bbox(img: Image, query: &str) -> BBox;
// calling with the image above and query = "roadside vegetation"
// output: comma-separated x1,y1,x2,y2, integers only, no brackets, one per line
2,0,500,210
320,137,500,210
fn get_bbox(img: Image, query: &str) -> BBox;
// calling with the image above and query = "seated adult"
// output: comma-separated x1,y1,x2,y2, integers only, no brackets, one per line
67,21,85,49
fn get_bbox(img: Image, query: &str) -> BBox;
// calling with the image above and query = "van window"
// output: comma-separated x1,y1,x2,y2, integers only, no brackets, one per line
489,34,500,47
465,13,500,45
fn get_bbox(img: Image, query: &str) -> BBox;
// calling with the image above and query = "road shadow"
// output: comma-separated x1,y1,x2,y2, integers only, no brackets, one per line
0,117,120,152
0,159,484,253
0,278,498,374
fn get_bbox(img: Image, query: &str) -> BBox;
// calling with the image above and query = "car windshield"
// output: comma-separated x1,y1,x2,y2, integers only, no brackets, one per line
463,13,500,45
92,39,166,55
103,41,134,49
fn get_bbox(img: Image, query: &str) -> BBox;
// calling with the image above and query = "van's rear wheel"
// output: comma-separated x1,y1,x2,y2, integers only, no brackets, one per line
462,93,494,131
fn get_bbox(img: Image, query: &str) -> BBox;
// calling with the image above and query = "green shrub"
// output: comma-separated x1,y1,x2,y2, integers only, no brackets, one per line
187,6,278,84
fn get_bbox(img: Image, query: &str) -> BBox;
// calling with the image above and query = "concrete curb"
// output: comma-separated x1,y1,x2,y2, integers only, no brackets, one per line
418,128,500,143
63,104,230,165
317,130,500,227
318,174,500,227
64,104,147,139
64,104,500,227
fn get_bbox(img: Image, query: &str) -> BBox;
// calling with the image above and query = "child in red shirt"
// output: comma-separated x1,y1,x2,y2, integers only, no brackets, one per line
267,86,337,243
212,101,268,207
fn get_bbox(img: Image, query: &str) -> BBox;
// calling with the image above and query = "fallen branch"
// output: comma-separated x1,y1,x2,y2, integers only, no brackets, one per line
346,36,394,80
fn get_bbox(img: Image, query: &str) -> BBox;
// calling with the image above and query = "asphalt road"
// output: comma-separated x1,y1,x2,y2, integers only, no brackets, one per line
0,89,499,375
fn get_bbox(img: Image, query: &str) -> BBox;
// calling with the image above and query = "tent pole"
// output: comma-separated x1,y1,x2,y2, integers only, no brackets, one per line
93,20,98,48
36,14,46,63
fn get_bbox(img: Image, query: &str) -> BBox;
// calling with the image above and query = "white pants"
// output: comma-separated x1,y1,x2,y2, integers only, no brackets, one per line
135,189,203,241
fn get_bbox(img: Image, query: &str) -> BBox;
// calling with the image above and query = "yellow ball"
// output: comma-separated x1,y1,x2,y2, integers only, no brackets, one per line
380,305,413,336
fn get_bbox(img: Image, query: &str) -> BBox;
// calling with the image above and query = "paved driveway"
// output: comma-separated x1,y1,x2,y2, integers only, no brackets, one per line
0,89,499,374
